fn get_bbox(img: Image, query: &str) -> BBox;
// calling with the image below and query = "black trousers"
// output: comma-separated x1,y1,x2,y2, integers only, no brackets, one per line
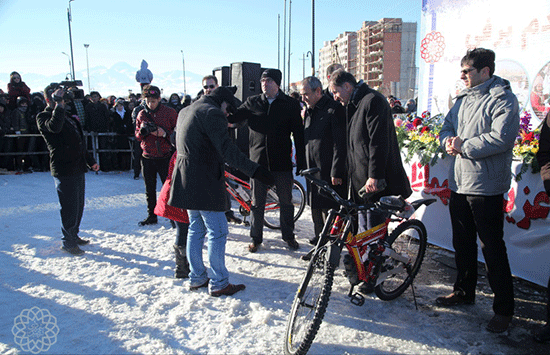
141,156,170,217
449,191,514,316
311,208,328,240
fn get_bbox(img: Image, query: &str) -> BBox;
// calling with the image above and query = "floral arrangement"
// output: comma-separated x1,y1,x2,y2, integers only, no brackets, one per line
395,111,447,167
513,111,540,181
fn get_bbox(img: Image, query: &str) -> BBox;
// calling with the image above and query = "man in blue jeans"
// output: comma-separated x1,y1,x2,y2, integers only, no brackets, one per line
37,83,99,256
169,87,274,297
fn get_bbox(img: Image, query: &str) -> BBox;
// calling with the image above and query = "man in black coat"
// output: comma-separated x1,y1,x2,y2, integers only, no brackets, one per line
229,69,306,252
329,69,412,231
37,83,99,256
300,76,347,244
168,87,273,297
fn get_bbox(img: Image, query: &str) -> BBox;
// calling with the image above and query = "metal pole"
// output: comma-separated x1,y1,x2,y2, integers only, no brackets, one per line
283,0,287,91
288,0,292,92
302,53,305,79
312,0,315,76
84,44,90,93
181,50,187,95
278,14,280,70
67,0,75,81
62,52,71,80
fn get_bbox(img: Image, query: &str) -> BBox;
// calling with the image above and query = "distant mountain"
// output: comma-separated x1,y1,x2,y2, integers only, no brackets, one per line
0,62,204,99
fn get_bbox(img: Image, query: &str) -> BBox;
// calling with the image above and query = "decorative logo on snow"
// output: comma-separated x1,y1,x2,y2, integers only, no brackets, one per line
12,307,59,354
421,31,446,64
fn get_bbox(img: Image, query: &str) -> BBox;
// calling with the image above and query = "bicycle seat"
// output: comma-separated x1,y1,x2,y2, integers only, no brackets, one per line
378,196,406,211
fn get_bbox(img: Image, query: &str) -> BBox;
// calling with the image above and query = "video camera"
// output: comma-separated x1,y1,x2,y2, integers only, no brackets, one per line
49,80,85,102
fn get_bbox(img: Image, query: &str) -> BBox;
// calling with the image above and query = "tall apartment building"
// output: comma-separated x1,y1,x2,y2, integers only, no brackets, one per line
319,18,417,100
318,32,357,87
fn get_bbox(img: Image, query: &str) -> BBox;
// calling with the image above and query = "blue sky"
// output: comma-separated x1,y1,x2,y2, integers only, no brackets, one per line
0,0,422,95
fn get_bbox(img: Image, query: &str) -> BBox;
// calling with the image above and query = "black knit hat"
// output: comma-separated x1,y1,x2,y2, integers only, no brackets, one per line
207,86,237,111
261,69,282,87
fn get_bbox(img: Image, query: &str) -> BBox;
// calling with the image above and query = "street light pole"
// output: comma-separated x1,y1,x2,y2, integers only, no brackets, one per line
84,44,91,93
311,0,315,76
67,0,75,81
61,52,72,80
306,51,313,77
181,50,187,95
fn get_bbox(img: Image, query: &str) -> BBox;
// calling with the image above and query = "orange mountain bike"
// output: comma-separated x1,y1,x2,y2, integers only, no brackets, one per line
284,168,436,355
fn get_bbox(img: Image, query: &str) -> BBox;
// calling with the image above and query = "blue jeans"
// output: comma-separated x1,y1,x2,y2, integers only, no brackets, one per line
53,173,86,248
187,210,229,292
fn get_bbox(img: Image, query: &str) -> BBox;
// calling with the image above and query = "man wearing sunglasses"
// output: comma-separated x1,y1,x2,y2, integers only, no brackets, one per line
135,85,178,226
437,48,519,334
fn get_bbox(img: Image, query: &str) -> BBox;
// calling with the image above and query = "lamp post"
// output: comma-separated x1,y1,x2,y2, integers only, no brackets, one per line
67,0,75,81
61,52,72,80
311,0,315,76
181,50,187,95
84,44,91,93
306,51,313,77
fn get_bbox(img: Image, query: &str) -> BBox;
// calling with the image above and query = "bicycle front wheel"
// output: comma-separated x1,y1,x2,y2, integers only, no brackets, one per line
374,219,427,301
284,246,334,355
264,179,306,229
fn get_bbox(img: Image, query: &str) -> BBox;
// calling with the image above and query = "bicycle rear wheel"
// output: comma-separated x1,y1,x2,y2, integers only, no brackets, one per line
264,179,306,229
374,219,427,301
284,246,334,355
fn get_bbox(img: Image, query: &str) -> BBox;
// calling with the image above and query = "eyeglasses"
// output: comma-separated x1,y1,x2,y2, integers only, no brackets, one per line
460,67,477,75
203,85,216,89
144,90,159,97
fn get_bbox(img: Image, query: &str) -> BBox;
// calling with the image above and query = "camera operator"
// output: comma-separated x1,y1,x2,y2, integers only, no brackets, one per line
135,85,177,226
36,83,99,256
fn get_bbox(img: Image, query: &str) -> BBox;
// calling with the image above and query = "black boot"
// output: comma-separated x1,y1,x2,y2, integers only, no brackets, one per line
173,244,190,279
138,215,157,226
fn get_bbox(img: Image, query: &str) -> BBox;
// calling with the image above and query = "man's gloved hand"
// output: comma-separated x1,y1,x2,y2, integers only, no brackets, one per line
252,166,275,187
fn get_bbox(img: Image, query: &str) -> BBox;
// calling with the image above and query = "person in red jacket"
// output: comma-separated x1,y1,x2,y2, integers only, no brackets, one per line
135,85,177,226
7,72,31,110
155,152,190,278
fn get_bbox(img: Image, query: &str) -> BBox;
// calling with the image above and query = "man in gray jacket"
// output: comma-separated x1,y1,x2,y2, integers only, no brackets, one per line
437,48,519,333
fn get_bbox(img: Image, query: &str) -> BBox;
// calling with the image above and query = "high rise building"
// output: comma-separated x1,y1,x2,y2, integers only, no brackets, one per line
319,18,417,100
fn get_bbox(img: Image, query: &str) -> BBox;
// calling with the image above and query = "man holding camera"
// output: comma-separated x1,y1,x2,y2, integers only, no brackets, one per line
37,83,99,256
135,85,177,226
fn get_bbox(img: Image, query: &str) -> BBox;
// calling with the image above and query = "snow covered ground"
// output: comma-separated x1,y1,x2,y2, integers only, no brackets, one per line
0,171,547,354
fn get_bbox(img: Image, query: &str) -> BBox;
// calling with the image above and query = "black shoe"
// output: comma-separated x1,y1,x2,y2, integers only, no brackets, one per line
435,291,475,306
301,248,315,261
358,281,375,294
173,245,190,279
61,245,85,256
225,211,242,224
533,324,550,343
138,215,158,226
76,237,90,245
286,239,300,250
308,236,319,245
210,283,246,297
486,314,512,333
169,219,176,229
133,174,140,180
189,279,209,291
248,242,261,253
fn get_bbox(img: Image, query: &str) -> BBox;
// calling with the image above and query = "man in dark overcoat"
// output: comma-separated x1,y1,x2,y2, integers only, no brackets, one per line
300,76,347,244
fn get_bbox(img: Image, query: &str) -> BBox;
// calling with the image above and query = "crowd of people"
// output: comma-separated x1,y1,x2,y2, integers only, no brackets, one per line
3,49,549,341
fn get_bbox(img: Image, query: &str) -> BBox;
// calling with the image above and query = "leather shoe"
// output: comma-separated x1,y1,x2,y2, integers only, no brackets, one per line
359,281,375,294
189,279,209,291
138,215,158,226
533,324,550,343
435,291,475,306
76,237,90,245
61,245,85,256
486,314,512,333
308,236,319,245
225,211,242,224
210,283,246,297
248,243,261,253
286,239,300,250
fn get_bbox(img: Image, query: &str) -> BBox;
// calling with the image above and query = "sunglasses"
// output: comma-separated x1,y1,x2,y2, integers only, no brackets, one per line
203,84,216,89
460,68,477,75
145,90,159,96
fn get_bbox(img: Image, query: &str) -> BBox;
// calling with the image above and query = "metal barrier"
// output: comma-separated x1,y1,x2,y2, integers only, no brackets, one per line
0,132,136,170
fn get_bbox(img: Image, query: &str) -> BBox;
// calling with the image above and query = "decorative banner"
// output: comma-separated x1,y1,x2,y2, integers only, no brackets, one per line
419,0,550,124
406,156,550,287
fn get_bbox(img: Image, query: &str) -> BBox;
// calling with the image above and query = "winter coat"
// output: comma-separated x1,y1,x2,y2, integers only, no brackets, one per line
154,152,189,223
439,75,520,196
10,108,31,133
168,96,259,211
346,81,412,202
84,101,111,133
135,60,153,84
36,105,96,177
304,95,347,209
7,82,31,110
230,90,306,172
135,104,177,159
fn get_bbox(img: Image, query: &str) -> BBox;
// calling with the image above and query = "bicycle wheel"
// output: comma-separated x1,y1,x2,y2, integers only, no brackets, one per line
374,219,427,301
264,179,306,229
284,246,335,355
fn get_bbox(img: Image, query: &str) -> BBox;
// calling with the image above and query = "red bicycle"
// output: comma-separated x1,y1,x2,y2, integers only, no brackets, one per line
225,170,306,229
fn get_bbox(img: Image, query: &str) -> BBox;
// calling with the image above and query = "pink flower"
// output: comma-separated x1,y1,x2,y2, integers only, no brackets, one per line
394,118,403,127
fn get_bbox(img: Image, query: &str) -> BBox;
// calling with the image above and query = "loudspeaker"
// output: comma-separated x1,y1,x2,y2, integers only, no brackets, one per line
213,66,231,87
231,62,262,102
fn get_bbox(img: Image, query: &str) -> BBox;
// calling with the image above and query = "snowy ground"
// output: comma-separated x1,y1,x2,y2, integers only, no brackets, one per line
0,171,548,354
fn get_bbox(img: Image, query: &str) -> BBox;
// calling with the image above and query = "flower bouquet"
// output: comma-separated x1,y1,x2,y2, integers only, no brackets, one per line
513,111,540,181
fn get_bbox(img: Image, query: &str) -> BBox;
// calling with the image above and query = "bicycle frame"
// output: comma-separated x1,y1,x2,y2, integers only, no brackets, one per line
224,170,280,214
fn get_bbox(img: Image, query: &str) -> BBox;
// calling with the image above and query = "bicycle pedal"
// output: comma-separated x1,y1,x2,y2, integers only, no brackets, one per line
349,292,365,306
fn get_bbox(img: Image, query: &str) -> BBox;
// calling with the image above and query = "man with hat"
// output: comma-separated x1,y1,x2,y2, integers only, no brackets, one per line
169,86,274,296
135,84,177,226
229,69,306,252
